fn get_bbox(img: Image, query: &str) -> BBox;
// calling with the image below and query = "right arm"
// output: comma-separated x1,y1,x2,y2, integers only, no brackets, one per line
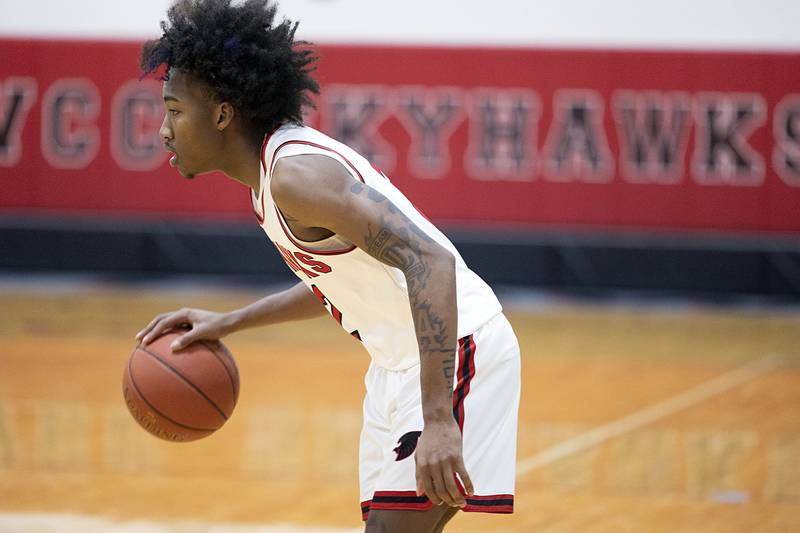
135,281,324,350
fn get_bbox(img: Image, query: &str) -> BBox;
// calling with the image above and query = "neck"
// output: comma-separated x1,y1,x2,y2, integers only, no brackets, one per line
218,131,264,194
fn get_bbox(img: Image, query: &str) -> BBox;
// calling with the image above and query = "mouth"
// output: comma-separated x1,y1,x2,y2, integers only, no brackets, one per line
164,143,178,167
164,143,193,178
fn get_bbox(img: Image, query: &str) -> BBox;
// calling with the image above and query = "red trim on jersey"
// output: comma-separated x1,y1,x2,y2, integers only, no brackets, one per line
251,197,265,223
266,139,367,256
250,126,280,224
269,140,367,183
273,207,357,255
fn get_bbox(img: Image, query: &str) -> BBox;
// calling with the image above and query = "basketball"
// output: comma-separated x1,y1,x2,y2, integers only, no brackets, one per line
122,330,240,442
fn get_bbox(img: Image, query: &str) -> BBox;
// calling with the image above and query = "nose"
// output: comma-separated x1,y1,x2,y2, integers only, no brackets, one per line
159,114,172,141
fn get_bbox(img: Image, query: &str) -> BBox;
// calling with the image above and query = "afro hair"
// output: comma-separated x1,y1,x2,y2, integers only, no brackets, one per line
141,0,319,138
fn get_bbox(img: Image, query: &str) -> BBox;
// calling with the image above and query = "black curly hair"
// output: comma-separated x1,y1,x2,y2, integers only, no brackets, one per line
141,0,319,139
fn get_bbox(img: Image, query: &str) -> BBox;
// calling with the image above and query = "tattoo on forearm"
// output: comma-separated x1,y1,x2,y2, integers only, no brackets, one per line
354,180,454,388
405,261,428,297
420,347,456,391
365,224,434,300
415,300,448,347
442,356,455,384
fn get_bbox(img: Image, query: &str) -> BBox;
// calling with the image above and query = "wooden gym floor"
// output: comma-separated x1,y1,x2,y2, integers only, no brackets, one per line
0,280,799,532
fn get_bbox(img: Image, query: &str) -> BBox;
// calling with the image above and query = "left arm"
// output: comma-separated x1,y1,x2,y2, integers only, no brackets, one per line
271,154,473,508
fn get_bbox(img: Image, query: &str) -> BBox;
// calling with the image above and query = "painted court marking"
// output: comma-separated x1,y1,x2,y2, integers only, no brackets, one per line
516,353,784,477
0,356,786,531
0,513,361,533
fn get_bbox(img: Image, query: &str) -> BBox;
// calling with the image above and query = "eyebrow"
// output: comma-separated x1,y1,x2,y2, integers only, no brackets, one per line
164,96,180,103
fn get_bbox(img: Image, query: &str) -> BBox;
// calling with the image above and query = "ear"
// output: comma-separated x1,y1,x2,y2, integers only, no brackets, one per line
214,102,235,131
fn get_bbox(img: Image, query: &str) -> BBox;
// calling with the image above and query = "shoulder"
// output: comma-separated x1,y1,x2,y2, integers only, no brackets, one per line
270,156,313,211
271,154,356,218
272,154,353,195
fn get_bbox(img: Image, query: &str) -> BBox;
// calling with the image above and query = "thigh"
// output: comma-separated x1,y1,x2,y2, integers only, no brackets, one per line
365,506,458,533
359,363,393,516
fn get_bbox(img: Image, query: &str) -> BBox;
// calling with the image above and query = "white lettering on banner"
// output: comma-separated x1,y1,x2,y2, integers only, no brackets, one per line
394,86,465,179
613,91,692,184
773,94,800,187
691,92,767,186
3,76,796,190
0,77,37,168
543,89,613,183
41,78,101,169
321,84,396,171
464,88,540,181
110,79,167,171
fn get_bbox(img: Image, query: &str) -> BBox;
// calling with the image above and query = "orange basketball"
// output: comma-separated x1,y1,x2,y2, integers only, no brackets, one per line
122,331,240,442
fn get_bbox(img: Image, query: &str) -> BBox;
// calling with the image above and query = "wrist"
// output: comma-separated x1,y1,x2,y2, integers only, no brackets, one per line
222,309,245,334
422,405,453,425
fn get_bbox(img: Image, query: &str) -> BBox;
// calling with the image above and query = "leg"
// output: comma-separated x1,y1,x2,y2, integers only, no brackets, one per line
432,506,459,533
365,506,458,533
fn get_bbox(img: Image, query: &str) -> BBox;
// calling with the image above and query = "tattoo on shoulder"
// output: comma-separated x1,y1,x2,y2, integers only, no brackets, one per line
350,181,364,194
349,178,400,214
367,186,387,204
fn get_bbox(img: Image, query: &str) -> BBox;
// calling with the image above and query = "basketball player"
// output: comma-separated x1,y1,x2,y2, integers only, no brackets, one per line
135,2,520,531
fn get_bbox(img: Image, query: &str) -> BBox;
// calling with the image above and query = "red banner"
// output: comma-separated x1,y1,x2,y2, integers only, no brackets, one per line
1,39,799,233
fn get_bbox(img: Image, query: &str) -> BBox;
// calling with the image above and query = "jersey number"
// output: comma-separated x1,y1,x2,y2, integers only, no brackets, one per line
311,284,362,341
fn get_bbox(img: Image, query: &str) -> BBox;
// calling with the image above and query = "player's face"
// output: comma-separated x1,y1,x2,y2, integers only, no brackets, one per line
159,70,221,179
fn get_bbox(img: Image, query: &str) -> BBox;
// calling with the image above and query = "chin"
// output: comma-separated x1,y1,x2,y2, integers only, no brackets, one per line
175,166,196,180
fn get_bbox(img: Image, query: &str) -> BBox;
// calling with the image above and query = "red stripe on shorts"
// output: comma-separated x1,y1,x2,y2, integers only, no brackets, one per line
362,491,514,518
463,493,515,513
369,490,433,514
452,334,476,432
360,499,372,521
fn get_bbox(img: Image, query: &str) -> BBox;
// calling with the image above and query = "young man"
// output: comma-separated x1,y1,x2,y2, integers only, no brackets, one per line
135,1,520,531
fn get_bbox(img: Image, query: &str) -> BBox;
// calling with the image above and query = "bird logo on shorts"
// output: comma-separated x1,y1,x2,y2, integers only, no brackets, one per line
393,431,422,461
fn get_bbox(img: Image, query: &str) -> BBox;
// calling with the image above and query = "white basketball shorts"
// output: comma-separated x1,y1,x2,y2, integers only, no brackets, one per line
359,312,521,520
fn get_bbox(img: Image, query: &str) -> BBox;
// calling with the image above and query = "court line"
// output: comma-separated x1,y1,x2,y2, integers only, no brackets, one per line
0,512,362,533
516,353,784,477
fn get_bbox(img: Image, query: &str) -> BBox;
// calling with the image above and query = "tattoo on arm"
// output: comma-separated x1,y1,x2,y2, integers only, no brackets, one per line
355,180,455,387
442,354,456,384
415,301,448,347
367,228,391,256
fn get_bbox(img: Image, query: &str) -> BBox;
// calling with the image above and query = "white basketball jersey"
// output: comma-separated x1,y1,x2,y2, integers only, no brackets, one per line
251,123,502,370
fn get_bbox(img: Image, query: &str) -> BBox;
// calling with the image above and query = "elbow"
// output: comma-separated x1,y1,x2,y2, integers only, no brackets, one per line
402,242,455,298
424,242,455,273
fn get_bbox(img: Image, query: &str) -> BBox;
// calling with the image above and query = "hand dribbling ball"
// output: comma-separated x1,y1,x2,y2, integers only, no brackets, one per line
122,330,240,442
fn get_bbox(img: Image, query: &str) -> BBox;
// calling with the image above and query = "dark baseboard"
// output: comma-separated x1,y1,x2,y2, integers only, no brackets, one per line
1,215,799,300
